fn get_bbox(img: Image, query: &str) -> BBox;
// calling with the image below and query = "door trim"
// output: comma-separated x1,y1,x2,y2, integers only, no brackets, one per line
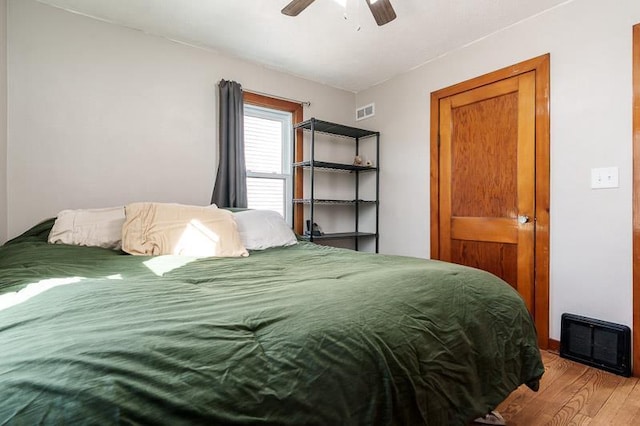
632,23,640,377
430,54,551,349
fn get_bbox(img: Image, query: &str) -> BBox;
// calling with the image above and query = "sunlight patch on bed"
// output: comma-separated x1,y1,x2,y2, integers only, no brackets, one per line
106,274,123,280
143,256,197,277
0,277,85,312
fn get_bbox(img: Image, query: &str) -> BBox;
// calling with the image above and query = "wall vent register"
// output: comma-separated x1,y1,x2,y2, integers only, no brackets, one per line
356,103,375,121
560,313,631,377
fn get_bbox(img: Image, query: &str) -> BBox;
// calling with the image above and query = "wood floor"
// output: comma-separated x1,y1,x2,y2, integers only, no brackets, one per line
494,350,640,425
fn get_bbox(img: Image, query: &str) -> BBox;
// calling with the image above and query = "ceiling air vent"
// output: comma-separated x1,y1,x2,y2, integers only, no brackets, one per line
356,103,375,121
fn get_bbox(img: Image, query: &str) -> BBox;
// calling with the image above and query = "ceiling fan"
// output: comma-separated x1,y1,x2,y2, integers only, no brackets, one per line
281,0,397,26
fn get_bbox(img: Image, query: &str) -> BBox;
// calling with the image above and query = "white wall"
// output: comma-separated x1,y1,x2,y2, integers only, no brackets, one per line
0,0,6,244
357,0,640,339
7,0,355,240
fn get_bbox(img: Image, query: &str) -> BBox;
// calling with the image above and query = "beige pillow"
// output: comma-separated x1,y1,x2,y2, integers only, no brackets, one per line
48,206,126,250
122,202,248,257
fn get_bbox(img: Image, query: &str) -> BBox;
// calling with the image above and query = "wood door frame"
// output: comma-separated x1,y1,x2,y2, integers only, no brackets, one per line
430,54,551,349
243,92,304,234
632,24,640,377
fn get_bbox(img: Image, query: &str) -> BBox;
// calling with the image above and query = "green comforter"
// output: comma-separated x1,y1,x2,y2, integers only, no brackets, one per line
0,220,543,425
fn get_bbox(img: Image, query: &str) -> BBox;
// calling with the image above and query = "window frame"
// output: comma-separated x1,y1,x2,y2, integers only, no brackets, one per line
243,92,303,232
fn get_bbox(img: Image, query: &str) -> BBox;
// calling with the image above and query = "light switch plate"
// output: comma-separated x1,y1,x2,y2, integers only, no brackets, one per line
591,167,619,189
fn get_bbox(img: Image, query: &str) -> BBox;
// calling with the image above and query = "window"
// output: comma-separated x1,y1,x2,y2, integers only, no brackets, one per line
244,104,292,223
243,92,303,230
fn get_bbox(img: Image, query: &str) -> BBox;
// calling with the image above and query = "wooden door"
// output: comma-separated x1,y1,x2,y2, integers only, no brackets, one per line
438,72,536,312
430,55,550,349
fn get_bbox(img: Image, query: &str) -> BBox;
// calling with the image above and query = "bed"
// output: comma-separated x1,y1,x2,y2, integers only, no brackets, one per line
0,211,544,425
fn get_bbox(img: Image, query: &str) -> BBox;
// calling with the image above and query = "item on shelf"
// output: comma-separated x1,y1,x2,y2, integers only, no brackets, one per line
353,155,363,166
305,220,324,236
365,160,373,167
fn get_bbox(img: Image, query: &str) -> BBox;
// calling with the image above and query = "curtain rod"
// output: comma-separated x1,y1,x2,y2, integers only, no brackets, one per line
244,89,311,107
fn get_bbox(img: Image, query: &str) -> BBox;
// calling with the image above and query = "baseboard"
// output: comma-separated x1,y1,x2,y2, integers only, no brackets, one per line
548,338,560,353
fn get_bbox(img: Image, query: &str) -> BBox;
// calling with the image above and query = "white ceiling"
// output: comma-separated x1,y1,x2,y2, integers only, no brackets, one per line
36,0,570,92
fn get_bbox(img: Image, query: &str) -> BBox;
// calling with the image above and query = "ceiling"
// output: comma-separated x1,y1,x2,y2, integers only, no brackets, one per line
37,0,570,92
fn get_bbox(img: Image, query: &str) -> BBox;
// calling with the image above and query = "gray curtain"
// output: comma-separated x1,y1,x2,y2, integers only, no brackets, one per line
211,80,247,208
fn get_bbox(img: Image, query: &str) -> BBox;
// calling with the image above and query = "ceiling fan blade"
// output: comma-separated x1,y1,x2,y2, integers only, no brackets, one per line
281,0,316,16
366,0,396,26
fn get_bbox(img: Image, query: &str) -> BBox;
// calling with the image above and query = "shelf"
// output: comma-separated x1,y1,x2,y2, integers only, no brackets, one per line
292,118,379,253
294,118,378,139
299,232,377,241
293,161,377,172
293,199,377,205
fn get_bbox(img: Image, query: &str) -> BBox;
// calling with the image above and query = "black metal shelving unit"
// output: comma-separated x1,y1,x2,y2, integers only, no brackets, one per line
292,118,379,253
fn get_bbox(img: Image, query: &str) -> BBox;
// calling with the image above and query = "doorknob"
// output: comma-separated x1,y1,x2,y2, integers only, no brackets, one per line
518,215,530,224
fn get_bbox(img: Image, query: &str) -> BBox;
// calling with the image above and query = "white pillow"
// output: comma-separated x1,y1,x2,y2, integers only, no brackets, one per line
48,206,126,250
233,210,297,250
